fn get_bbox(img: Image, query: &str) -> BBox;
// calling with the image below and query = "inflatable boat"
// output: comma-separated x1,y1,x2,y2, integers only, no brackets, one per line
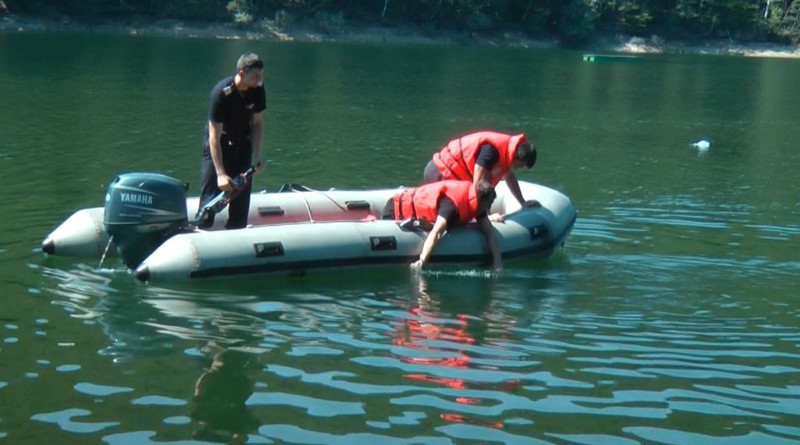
42,173,577,283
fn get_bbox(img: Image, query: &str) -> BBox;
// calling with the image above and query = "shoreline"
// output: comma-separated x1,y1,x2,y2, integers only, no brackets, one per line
2,13,799,59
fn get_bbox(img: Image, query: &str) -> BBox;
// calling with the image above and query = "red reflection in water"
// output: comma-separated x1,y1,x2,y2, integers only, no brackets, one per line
440,413,504,429
390,275,521,428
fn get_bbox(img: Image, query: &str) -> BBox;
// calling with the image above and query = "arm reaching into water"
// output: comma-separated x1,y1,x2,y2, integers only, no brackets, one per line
410,216,448,270
477,215,502,271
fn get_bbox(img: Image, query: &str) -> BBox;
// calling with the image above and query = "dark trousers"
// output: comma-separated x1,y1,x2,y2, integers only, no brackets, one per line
198,146,253,229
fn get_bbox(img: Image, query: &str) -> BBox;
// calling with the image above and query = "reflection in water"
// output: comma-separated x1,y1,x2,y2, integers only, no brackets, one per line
32,256,800,443
38,265,270,443
392,272,520,429
191,343,259,443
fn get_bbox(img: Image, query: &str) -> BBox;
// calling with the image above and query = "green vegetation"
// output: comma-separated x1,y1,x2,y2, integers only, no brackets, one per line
5,0,800,45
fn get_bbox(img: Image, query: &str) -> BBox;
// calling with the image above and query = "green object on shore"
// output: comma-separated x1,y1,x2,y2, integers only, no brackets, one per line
583,54,644,62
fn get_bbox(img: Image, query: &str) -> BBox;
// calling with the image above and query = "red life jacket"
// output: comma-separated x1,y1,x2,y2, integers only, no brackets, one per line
432,131,527,186
393,181,479,226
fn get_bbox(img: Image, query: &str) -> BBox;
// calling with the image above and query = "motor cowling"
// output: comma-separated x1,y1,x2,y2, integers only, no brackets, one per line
103,173,189,268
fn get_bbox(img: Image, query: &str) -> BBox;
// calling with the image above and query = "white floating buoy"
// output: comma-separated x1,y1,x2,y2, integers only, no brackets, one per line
691,139,711,151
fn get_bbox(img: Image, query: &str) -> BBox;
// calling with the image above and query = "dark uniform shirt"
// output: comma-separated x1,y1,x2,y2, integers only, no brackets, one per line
203,76,266,158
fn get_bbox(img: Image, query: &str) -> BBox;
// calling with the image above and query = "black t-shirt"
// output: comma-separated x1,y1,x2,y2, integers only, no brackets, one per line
475,143,499,169
437,197,459,226
204,76,266,153
437,197,486,226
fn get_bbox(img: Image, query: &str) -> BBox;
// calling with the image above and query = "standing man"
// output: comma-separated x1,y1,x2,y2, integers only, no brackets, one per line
198,52,266,229
423,130,539,210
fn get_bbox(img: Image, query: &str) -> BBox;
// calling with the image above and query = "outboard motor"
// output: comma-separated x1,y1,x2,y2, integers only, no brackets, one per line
104,173,189,269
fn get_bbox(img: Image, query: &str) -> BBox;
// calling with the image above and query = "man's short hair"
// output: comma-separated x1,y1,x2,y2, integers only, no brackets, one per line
476,181,497,206
517,141,537,169
236,53,263,72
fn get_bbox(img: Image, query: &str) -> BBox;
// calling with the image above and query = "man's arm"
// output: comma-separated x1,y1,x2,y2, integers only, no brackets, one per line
504,170,525,206
410,216,448,270
477,215,502,270
208,120,233,192
505,170,541,208
473,164,490,184
250,111,264,172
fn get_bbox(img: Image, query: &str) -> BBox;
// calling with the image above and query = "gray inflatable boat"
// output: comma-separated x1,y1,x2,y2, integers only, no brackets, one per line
42,173,577,282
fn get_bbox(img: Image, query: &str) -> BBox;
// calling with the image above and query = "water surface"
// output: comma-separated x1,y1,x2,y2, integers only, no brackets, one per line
1,31,799,443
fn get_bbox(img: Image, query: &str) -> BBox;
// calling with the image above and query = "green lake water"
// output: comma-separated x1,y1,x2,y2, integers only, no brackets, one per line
1,31,799,443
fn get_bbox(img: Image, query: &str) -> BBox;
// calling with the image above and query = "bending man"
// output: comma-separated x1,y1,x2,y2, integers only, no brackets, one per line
384,180,502,270
424,130,539,210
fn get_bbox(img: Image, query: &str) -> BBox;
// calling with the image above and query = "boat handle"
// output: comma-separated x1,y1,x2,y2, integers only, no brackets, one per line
345,201,371,211
258,206,285,216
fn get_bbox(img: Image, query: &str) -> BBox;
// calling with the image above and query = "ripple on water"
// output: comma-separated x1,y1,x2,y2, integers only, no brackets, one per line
130,395,186,406
30,408,119,433
287,346,345,356
353,355,591,388
246,391,364,417
763,424,800,439
162,415,191,425
256,425,455,445
547,433,641,445
625,427,800,444
438,423,550,444
56,364,81,373
368,410,430,429
74,382,134,397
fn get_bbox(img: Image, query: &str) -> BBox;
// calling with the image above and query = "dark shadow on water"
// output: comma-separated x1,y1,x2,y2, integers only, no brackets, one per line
191,343,259,444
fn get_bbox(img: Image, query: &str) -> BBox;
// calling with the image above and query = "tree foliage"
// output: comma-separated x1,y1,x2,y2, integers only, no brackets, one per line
4,0,799,44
